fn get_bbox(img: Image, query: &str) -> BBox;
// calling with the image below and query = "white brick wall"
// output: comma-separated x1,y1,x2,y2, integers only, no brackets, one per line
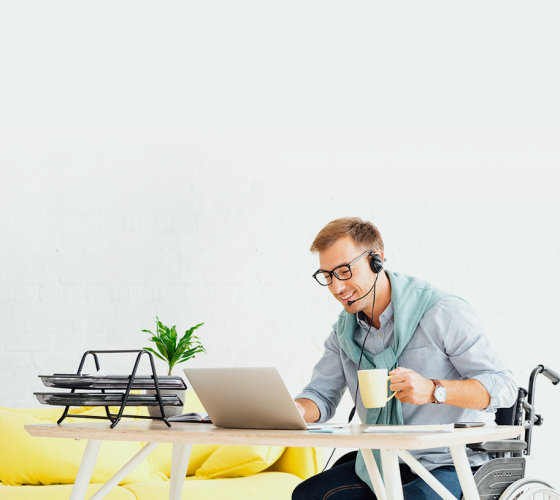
1,0,560,483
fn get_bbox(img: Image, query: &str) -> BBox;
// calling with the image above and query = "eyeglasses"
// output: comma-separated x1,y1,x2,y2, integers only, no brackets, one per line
312,250,374,286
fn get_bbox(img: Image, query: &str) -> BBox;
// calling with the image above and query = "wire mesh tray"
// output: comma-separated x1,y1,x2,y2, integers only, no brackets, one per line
34,392,184,407
39,374,187,390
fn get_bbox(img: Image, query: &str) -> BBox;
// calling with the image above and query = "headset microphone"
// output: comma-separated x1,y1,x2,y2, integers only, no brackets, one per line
347,281,376,306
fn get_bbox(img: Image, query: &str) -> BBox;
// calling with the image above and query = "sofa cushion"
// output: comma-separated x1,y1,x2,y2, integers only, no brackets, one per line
0,408,160,486
195,445,285,479
148,443,221,477
0,483,137,499
124,472,302,500
146,391,285,479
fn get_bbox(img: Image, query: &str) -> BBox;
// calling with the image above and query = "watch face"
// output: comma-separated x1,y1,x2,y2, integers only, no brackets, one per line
435,386,447,403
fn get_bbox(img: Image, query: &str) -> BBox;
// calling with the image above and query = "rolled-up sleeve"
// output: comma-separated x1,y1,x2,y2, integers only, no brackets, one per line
295,330,348,423
429,297,518,413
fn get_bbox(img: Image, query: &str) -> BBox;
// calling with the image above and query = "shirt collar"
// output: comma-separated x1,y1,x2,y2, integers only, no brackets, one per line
357,302,394,328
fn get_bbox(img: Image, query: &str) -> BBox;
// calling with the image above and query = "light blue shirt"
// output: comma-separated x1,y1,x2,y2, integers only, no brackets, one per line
296,297,518,469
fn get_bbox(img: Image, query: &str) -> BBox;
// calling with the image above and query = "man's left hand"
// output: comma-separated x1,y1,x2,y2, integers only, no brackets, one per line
389,367,435,405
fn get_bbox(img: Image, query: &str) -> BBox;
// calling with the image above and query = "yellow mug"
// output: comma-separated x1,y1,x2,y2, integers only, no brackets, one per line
358,368,397,408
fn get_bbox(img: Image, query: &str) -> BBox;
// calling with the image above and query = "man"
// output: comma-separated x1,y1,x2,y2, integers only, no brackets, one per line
292,217,517,500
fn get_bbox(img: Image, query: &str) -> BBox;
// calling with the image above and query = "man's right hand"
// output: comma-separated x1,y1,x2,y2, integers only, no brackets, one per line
295,401,306,417
294,398,321,423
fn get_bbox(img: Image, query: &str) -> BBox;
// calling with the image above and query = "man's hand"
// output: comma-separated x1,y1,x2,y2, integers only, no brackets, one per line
294,398,321,423
388,367,492,409
389,367,435,405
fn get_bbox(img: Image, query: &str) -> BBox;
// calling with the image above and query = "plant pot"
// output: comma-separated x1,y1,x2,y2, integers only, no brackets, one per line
146,389,186,418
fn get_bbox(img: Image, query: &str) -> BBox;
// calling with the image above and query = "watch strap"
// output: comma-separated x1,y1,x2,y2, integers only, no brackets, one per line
431,379,445,404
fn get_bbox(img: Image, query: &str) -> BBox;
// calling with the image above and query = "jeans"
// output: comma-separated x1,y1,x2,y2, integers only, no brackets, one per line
292,460,464,500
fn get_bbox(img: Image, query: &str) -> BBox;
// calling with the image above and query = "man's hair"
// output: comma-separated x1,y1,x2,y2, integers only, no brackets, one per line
310,217,384,254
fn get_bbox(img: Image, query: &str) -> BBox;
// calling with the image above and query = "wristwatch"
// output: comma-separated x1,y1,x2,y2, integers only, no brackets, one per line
431,379,447,404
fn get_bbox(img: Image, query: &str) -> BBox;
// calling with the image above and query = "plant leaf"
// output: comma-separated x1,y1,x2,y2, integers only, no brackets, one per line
160,332,175,361
151,339,170,360
169,325,177,349
181,323,204,340
177,346,205,363
142,347,167,363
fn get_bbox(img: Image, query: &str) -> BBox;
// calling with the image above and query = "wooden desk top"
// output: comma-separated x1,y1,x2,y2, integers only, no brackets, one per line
25,423,523,450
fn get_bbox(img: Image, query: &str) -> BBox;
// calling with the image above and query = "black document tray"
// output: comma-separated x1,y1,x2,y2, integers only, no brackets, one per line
34,392,184,407
40,374,187,390
35,350,185,428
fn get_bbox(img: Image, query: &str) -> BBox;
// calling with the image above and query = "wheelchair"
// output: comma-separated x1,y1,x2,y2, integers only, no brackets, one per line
331,364,560,500
463,364,560,500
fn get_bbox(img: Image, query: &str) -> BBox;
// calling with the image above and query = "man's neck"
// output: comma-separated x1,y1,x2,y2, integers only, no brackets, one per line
361,271,392,329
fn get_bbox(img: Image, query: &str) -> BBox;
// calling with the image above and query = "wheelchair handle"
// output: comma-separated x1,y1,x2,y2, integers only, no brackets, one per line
524,364,560,455
539,364,560,385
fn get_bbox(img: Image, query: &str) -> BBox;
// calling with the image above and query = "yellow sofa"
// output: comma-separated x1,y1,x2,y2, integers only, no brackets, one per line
0,392,323,500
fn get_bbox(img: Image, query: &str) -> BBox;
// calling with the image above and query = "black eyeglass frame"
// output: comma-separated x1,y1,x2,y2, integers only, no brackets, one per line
312,250,376,286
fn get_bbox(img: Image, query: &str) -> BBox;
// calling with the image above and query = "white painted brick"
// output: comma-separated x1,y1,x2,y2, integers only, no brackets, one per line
1,264,52,286
6,333,52,351
39,285,63,305
142,216,166,232
116,302,157,319
118,287,130,301
0,319,24,334
105,250,126,268
130,216,143,232
155,303,190,322
105,318,128,336
25,318,73,335
159,286,183,302
129,286,154,302
0,302,11,320
172,216,196,233
0,352,32,368
71,318,84,334
12,302,59,319
15,286,39,302
183,285,209,302
195,215,236,234
31,350,81,373
63,285,88,302
126,318,143,334
84,318,105,335
58,268,99,285
103,215,126,232
89,286,114,302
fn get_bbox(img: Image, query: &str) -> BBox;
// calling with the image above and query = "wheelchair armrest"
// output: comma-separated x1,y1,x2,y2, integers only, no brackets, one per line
466,440,527,453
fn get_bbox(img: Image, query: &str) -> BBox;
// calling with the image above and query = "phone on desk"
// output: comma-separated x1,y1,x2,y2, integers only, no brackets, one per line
454,422,485,428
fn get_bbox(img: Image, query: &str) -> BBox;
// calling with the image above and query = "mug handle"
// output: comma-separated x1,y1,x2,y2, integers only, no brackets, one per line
386,376,397,402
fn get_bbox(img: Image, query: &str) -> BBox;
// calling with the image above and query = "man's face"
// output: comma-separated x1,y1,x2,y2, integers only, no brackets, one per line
318,236,377,313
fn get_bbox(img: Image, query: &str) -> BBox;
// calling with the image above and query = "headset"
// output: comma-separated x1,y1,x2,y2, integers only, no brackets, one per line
322,251,384,471
347,251,382,421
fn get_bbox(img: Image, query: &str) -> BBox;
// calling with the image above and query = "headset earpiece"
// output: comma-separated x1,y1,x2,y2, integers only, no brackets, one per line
370,253,383,274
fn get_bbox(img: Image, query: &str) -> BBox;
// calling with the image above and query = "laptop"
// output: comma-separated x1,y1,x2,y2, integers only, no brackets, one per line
183,367,328,430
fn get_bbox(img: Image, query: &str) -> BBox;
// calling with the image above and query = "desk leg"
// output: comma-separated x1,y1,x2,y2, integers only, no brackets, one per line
70,439,102,500
360,449,387,500
89,442,160,500
449,444,480,500
380,449,404,500
169,443,192,500
396,450,458,500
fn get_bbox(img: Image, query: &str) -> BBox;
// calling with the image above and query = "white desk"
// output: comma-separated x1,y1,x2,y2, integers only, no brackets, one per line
26,422,523,500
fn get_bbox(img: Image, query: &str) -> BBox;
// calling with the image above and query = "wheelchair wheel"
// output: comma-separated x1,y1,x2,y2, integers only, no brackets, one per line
499,478,560,500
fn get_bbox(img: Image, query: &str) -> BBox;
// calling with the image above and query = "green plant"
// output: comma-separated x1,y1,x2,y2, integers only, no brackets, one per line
142,317,206,375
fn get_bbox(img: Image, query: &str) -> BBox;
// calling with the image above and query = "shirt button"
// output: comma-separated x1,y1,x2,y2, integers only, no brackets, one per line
378,333,382,338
